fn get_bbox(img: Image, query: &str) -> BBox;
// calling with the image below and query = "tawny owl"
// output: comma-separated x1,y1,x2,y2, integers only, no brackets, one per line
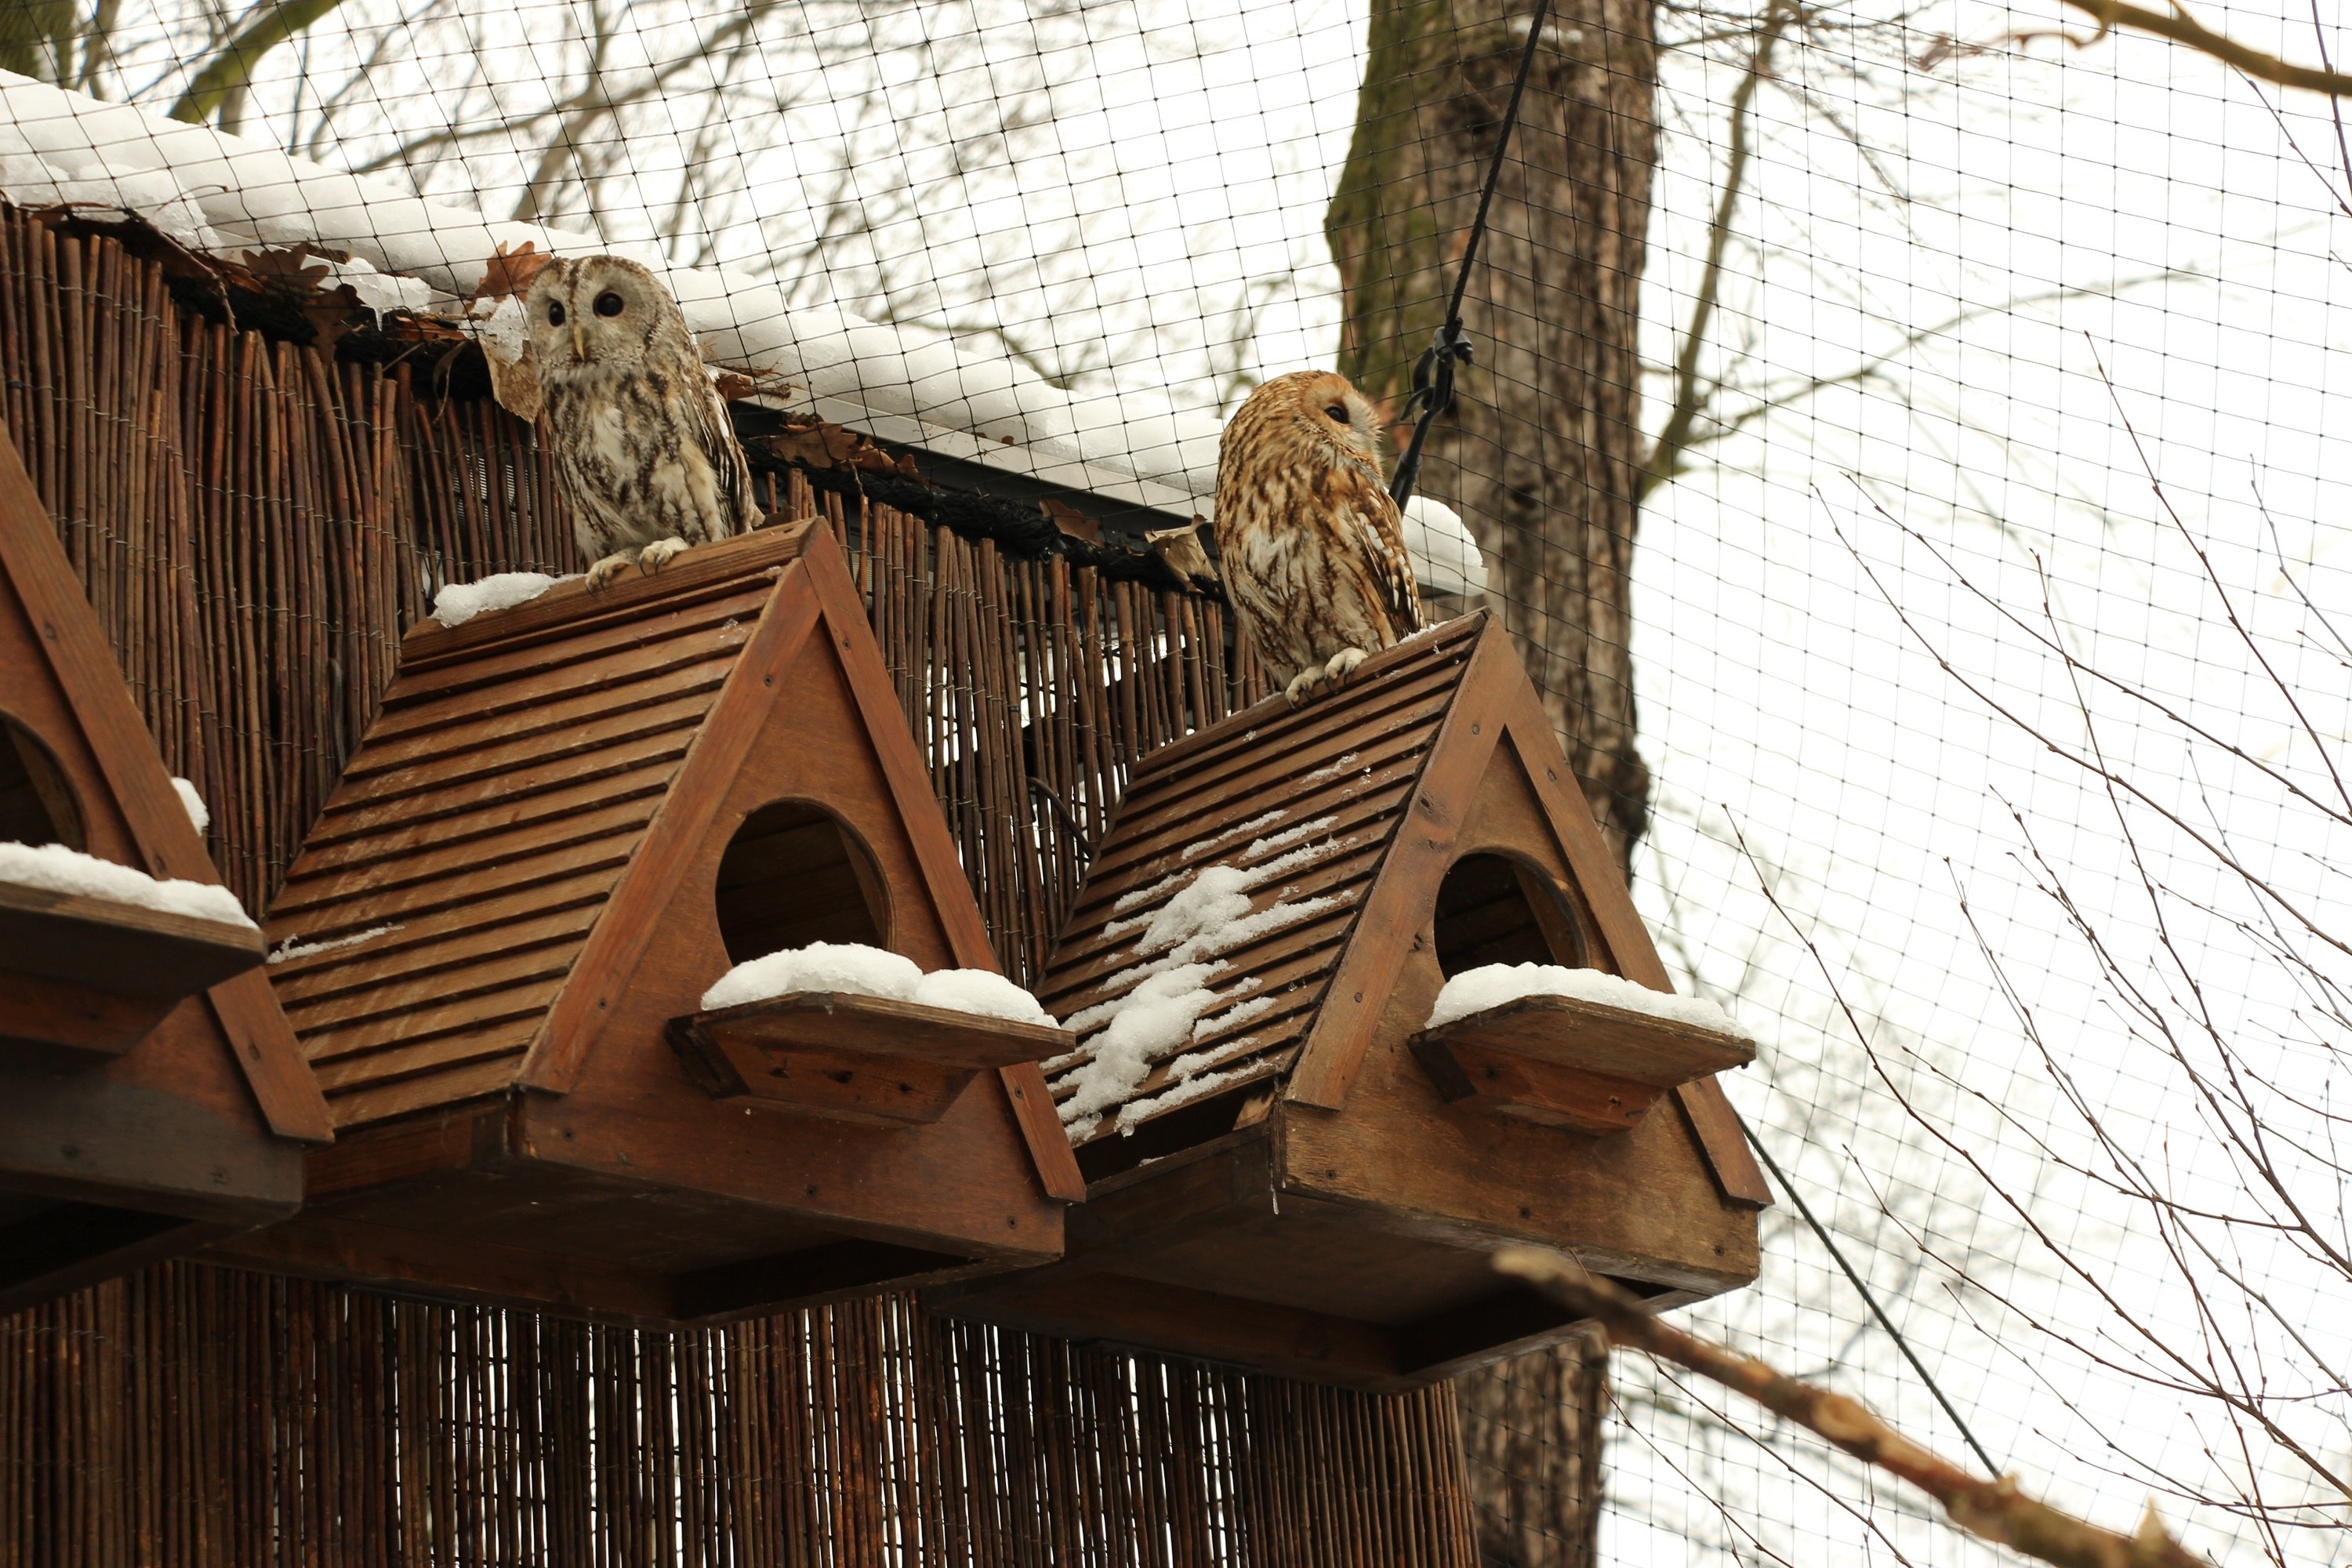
1212,370,1422,705
527,256,761,591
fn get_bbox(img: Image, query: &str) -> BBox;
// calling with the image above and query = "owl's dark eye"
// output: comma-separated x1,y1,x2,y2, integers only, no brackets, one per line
1325,403,1350,423
546,301,566,326
594,291,625,318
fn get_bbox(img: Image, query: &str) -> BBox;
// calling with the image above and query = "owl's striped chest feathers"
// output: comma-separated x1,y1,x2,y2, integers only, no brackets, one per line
543,363,746,561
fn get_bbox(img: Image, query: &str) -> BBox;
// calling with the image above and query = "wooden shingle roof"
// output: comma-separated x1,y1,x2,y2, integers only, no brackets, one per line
265,528,809,1129
1036,614,1485,1143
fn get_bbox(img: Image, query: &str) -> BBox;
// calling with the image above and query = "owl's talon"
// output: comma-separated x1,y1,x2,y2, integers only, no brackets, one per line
637,536,690,575
1283,667,1327,706
1323,648,1370,686
586,550,640,593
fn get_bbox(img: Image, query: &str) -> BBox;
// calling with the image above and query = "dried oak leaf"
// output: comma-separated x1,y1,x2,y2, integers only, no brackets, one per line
751,419,925,481
236,245,368,352
1041,496,1099,544
472,241,557,306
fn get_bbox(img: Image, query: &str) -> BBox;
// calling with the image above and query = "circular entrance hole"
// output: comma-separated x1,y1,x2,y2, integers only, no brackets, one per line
713,800,891,963
1432,852,1589,978
0,715,82,850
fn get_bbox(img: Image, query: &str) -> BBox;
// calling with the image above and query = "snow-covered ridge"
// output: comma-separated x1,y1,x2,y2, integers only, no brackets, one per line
0,71,1486,598
1425,964,1745,1037
431,572,570,628
1052,827,1350,1140
699,940,1054,1025
0,840,253,927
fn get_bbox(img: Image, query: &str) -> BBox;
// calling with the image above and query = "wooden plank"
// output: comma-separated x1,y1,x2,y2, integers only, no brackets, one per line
1281,627,1513,1109
668,993,1070,1126
1115,614,1484,794
1407,994,1753,1089
0,971,176,1054
0,880,265,1000
670,1033,979,1125
800,529,1000,969
283,939,579,1038
280,756,675,880
378,585,768,712
299,729,692,848
323,1053,525,1131
1407,1036,1667,1134
515,556,824,1094
367,613,756,740
394,522,813,666
267,832,637,937
330,688,720,809
1675,1076,1775,1210
997,1062,1087,1202
677,992,1070,1072
336,654,737,783
271,793,660,920
267,899,601,1005
305,981,563,1069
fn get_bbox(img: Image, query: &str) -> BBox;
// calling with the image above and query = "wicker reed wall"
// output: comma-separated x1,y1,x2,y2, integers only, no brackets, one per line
0,208,1479,1566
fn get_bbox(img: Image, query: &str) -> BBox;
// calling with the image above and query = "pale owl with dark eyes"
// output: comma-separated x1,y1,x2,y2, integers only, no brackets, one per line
1212,370,1422,705
526,256,761,591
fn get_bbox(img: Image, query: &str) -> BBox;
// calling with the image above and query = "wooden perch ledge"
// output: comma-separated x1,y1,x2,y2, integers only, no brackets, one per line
670,992,1073,1126
1410,995,1755,1134
1495,1246,2205,1568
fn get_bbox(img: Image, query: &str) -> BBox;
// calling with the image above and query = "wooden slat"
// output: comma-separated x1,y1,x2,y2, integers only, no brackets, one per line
0,881,265,1000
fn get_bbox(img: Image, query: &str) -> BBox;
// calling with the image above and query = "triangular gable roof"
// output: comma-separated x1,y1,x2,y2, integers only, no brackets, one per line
1036,613,1767,1205
0,428,328,1143
265,523,1080,1200
264,528,815,1127
1036,616,1486,1139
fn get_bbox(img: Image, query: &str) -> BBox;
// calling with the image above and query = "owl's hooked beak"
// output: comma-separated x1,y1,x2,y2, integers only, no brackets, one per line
570,319,587,363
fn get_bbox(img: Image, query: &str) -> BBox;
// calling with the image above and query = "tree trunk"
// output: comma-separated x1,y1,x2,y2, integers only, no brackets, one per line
1327,0,1653,1552
1326,0,1657,863
1454,1330,1610,1566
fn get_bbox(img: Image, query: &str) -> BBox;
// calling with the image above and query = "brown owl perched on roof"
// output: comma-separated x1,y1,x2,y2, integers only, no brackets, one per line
1212,370,1422,705
527,256,761,591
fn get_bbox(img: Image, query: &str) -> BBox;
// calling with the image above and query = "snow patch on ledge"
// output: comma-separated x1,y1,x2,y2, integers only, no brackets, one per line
1425,964,1744,1036
432,572,568,627
171,776,209,834
699,941,1052,1025
0,840,252,927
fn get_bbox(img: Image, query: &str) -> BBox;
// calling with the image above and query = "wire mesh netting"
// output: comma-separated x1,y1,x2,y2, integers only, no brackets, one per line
3,0,2350,1562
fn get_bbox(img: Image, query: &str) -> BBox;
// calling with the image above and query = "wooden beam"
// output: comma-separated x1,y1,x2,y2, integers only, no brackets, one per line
1409,1034,1667,1132
0,881,265,1002
0,973,176,1056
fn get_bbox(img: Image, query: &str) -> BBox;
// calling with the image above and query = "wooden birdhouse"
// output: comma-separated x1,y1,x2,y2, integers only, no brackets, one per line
218,523,1084,1326
0,432,331,1312
931,613,1772,1389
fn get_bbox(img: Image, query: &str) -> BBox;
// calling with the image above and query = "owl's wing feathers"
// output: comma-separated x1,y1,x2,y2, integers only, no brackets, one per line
677,372,756,538
1331,464,1422,638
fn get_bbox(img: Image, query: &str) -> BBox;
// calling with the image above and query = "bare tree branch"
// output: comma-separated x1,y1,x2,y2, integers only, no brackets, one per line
2017,0,2352,97
1496,1247,2207,1568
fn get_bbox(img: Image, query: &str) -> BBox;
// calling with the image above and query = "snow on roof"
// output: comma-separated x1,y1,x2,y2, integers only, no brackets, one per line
0,70,1486,599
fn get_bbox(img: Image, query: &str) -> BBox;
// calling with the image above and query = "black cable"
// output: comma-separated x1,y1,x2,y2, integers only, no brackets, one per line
1388,0,1555,510
1733,1109,2004,1477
